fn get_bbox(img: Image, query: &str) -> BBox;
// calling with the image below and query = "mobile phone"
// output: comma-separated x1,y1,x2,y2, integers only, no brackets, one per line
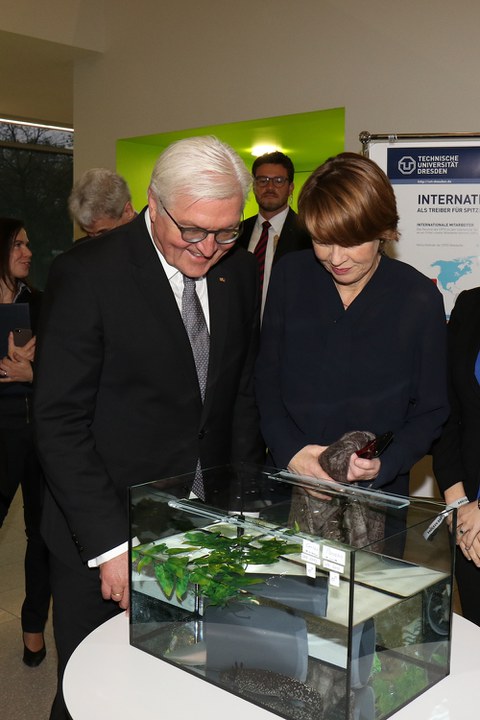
356,431,393,459
13,328,33,347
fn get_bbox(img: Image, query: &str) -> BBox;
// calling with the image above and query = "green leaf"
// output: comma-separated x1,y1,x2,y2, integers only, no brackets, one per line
137,555,153,573
154,563,175,599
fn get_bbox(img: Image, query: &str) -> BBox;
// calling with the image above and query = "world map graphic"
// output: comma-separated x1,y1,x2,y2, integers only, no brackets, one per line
431,256,476,295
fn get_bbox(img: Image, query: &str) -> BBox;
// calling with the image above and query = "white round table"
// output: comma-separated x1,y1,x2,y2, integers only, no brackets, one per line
64,612,478,719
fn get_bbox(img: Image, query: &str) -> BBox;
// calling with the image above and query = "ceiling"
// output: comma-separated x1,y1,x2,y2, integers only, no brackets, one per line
119,108,345,175
0,30,74,127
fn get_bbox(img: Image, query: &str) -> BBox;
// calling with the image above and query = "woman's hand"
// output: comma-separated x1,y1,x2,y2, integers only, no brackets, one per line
7,331,36,362
0,331,35,383
346,453,381,483
0,353,33,383
444,483,468,532
459,531,480,567
455,501,480,562
288,445,334,500
287,445,330,480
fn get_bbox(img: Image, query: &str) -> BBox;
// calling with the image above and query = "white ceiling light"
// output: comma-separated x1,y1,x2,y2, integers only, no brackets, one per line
251,144,280,157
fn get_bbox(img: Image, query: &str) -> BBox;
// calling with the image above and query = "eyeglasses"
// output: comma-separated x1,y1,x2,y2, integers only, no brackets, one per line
160,203,243,245
254,176,290,188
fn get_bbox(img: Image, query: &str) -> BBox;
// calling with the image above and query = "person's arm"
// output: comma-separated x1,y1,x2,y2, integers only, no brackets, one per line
34,251,128,569
371,284,449,490
255,260,311,468
432,292,480,565
432,291,470,495
228,253,266,465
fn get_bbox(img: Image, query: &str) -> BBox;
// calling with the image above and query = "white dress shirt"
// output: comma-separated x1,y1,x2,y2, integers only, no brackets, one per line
247,206,289,315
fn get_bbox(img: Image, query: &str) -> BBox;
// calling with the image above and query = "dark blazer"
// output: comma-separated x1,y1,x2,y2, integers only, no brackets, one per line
239,207,311,263
431,288,480,626
34,210,264,568
255,252,449,497
433,288,480,499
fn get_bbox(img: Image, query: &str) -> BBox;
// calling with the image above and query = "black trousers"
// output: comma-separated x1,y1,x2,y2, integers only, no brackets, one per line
0,422,50,632
48,553,123,720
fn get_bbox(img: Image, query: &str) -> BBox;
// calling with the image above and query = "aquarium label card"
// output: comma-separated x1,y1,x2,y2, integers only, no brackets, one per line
301,538,321,563
322,545,346,570
329,571,340,587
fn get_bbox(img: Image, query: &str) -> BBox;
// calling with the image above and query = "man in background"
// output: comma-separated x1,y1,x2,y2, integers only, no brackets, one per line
68,167,136,238
34,136,264,720
239,151,311,313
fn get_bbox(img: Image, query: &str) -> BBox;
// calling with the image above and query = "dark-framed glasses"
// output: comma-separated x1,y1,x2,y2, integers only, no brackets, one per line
161,203,243,244
254,176,290,188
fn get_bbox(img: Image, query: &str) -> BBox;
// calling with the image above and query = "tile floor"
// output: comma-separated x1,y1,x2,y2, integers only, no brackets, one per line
0,490,56,720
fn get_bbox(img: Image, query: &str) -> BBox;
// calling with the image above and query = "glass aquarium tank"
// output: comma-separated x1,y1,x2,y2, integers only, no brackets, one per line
129,464,455,720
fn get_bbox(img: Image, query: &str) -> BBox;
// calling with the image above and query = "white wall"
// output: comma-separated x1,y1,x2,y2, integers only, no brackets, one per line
72,0,480,176
0,0,105,51
1,0,479,179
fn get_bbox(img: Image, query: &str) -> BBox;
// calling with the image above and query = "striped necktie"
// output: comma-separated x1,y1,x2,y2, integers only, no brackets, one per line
182,275,209,499
253,220,271,292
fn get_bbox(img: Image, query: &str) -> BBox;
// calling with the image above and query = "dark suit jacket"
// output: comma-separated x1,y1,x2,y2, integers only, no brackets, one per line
34,210,264,567
239,207,311,263
433,288,480,499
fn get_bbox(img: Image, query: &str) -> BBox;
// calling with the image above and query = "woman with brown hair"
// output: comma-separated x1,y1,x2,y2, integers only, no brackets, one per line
0,217,50,666
255,152,448,497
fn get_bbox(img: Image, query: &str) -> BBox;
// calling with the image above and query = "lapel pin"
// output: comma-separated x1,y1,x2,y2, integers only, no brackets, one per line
219,277,226,283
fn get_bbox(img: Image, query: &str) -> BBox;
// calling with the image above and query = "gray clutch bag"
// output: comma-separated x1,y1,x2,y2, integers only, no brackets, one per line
318,431,375,482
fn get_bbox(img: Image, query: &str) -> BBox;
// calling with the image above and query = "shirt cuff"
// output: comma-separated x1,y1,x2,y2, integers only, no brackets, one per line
88,540,137,568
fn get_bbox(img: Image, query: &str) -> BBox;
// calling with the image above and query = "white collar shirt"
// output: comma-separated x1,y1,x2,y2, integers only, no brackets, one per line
247,205,289,316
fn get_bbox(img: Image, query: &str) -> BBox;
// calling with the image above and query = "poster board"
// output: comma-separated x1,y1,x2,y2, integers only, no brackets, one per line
361,132,480,318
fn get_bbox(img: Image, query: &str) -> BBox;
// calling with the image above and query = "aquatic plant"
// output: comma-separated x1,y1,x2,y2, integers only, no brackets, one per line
132,529,302,606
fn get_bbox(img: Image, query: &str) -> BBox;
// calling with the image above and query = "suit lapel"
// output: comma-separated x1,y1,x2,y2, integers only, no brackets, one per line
272,208,294,264
202,262,230,419
239,216,257,249
127,214,200,391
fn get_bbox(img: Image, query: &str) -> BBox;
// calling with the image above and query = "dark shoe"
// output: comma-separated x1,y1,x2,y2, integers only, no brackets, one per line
23,635,46,667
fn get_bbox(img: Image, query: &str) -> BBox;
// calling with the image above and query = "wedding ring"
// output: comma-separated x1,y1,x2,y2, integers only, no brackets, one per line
111,592,122,598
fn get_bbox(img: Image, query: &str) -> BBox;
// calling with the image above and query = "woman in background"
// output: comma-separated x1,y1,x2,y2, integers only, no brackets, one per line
0,217,50,665
433,288,480,626
255,152,448,498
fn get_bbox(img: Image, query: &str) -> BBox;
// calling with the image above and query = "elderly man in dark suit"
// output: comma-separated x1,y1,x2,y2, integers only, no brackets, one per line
239,151,311,315
34,136,265,720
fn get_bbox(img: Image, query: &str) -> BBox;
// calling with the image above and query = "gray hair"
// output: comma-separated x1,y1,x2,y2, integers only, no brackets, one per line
149,136,251,208
68,168,132,228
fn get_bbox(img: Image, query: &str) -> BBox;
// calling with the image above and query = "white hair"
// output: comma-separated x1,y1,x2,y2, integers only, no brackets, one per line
149,136,251,208
68,168,131,227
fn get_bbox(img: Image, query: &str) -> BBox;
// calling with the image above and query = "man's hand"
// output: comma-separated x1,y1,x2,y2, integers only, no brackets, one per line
99,551,129,610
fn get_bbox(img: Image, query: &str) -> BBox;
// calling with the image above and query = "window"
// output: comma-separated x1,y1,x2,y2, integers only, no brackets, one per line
0,120,73,290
